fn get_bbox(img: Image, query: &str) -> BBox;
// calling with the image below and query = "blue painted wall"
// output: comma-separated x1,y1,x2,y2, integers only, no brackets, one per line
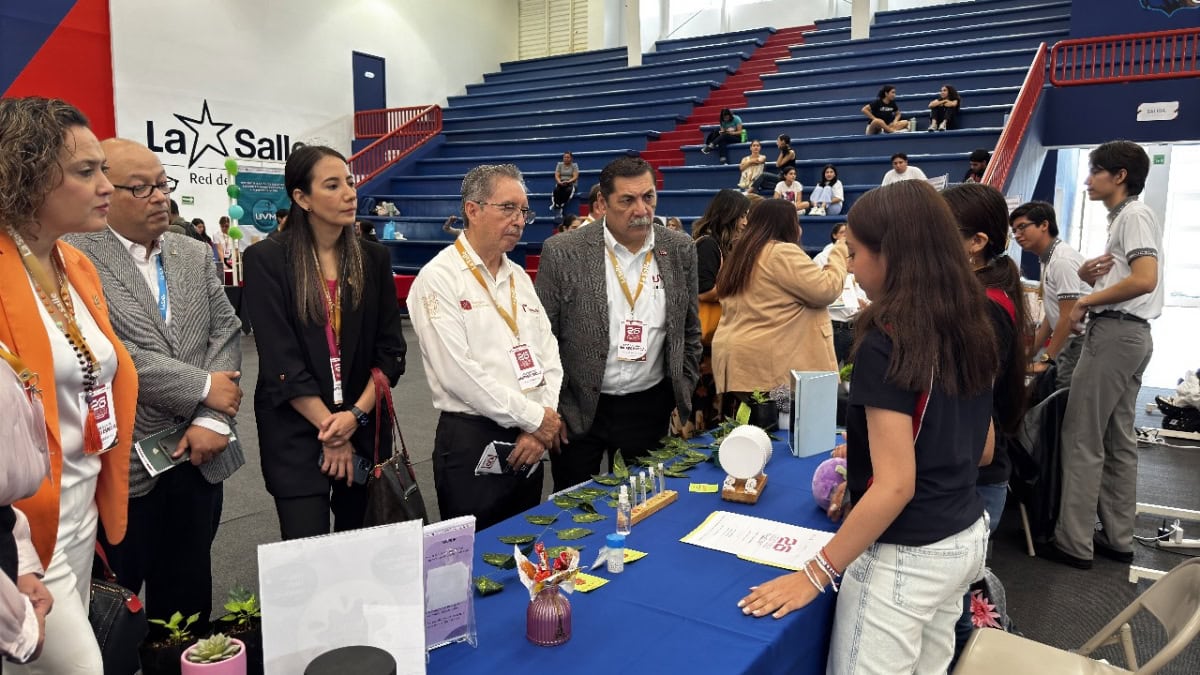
1042,79,1200,147
1070,0,1200,38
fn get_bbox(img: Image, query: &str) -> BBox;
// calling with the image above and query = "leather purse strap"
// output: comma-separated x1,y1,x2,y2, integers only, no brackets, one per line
370,368,414,475
94,541,119,583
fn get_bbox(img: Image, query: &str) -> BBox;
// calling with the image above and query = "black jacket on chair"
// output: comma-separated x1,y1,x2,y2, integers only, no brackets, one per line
243,236,406,498
1010,387,1070,543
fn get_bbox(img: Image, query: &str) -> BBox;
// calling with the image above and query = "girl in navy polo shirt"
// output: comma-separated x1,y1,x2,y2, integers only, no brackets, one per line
739,180,997,674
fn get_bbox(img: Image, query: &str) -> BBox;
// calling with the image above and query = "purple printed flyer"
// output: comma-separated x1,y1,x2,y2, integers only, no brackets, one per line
424,515,477,650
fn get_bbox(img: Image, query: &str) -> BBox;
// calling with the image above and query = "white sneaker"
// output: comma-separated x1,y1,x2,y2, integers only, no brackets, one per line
938,121,947,131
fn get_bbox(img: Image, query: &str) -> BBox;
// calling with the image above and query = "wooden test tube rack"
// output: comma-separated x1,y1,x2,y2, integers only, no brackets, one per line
721,473,768,505
631,489,678,525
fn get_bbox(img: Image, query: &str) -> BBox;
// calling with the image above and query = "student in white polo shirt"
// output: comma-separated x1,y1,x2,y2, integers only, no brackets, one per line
1010,201,1092,389
1047,141,1163,570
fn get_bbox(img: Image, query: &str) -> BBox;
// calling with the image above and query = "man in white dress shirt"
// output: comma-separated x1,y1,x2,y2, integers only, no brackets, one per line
409,164,563,529
881,153,928,186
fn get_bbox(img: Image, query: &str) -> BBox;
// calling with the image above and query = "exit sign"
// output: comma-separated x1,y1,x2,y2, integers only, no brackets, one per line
1153,155,1165,165
181,196,195,205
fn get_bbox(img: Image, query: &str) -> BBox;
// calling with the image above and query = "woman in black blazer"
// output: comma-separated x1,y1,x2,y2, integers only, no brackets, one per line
243,145,406,540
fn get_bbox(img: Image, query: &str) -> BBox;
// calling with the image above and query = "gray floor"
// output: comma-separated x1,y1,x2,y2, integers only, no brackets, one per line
211,328,1200,672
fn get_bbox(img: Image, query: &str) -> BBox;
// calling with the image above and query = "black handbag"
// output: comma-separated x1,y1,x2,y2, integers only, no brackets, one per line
363,368,429,526
89,542,148,675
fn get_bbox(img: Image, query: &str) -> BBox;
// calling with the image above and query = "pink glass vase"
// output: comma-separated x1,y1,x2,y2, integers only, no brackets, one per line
526,584,572,646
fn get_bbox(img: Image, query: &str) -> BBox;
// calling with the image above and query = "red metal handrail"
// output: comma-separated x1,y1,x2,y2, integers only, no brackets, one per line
1050,27,1199,86
348,105,442,186
983,42,1047,192
354,106,438,139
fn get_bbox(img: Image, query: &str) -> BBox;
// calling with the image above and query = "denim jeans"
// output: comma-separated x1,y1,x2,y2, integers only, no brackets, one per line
828,516,988,675
952,483,1008,663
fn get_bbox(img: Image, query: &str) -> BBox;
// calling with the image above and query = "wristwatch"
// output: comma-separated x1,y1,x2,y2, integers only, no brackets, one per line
349,406,370,426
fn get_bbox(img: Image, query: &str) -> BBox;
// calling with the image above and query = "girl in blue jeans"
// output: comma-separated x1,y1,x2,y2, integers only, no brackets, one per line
739,180,998,674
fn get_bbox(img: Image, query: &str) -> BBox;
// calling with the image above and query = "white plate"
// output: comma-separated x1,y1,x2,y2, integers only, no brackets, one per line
719,435,766,480
726,425,773,465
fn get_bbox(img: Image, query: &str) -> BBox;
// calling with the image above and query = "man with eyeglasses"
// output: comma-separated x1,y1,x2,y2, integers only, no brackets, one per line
1009,201,1090,389
409,164,564,530
535,156,702,490
66,138,244,640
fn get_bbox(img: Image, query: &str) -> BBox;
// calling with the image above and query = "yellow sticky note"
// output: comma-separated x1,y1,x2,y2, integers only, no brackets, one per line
689,483,719,493
624,548,648,564
573,572,609,593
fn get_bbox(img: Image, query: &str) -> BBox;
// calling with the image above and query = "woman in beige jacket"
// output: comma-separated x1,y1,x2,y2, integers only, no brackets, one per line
713,199,847,398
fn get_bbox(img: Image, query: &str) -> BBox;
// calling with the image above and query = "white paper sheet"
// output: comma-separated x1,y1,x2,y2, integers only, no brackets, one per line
258,520,426,674
681,510,834,571
423,516,477,650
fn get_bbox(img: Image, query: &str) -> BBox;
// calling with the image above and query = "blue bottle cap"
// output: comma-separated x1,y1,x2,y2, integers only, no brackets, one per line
606,533,625,548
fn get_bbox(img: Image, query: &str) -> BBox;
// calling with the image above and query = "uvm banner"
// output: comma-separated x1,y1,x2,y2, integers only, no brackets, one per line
236,170,289,233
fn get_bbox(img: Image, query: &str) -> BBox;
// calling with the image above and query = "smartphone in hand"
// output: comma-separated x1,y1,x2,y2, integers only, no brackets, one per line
318,451,372,485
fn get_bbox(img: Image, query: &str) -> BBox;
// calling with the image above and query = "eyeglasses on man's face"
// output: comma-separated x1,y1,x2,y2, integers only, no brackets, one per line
475,201,535,226
112,177,179,199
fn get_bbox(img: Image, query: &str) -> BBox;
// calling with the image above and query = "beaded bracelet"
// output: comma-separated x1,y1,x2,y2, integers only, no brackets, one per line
813,551,841,593
817,548,843,577
801,560,826,594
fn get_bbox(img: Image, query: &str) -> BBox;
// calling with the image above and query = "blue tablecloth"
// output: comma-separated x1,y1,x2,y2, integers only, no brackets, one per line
429,439,839,674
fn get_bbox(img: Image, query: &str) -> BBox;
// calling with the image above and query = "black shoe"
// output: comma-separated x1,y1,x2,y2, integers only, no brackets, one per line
1035,542,1093,569
1093,537,1134,563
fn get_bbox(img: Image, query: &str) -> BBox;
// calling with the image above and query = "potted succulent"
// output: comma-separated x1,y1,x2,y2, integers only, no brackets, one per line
769,384,792,432
745,389,777,430
181,633,246,674
141,611,199,675
217,587,263,675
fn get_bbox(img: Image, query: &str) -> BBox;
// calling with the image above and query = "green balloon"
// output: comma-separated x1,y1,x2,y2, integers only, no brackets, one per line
226,184,240,199
227,225,244,241
224,158,239,176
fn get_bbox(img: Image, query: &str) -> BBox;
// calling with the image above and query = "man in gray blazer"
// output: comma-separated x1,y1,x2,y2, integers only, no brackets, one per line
68,139,244,638
536,157,701,490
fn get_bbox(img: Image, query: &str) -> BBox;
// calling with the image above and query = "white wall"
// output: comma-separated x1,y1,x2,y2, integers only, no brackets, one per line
110,0,518,228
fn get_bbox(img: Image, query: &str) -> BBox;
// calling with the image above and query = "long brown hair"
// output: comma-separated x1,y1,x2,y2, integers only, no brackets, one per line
716,199,798,298
943,182,1029,432
692,188,748,257
281,145,365,326
848,181,996,396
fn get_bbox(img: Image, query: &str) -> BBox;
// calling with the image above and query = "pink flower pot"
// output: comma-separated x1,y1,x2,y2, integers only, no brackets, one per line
181,637,247,675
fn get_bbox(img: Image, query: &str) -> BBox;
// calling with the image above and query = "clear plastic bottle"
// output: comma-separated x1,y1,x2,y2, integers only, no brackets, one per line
606,533,626,574
647,467,657,497
629,477,640,508
639,471,648,504
657,462,666,493
616,486,633,535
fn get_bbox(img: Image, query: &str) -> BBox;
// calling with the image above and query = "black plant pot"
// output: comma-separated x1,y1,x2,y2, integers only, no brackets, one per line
226,624,264,675
747,401,777,430
138,640,186,675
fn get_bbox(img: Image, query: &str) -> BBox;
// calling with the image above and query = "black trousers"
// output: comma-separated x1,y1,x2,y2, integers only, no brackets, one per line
432,412,542,531
931,105,959,129
99,463,223,638
552,183,575,209
274,479,369,541
551,378,675,491
832,319,854,365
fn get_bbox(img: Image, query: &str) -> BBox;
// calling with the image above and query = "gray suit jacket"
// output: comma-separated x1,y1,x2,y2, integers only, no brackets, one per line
535,222,702,436
67,230,245,497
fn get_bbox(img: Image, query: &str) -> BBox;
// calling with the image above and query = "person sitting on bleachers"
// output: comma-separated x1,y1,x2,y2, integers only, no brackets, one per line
881,153,928,185
577,184,604,226
551,151,579,219
737,140,767,194
665,216,684,232
862,85,910,134
702,108,743,164
962,149,990,183
809,164,845,216
927,84,961,131
773,167,810,215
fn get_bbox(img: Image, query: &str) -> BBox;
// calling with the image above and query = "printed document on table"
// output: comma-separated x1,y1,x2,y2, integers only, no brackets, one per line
258,520,425,675
681,511,834,571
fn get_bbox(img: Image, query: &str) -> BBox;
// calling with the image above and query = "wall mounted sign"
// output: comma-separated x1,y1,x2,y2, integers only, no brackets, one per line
1136,101,1180,121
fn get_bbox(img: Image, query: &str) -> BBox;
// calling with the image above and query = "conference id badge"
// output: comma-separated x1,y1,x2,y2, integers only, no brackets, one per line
80,382,118,452
617,319,648,362
330,357,343,406
508,344,545,392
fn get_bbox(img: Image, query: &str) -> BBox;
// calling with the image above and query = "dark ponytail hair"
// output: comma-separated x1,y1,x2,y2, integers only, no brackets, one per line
282,145,365,327
877,85,896,101
942,182,1029,434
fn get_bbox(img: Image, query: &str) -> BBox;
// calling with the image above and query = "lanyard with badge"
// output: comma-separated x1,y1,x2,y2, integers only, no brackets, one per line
154,253,169,321
454,239,545,392
607,246,654,362
314,252,344,406
7,226,117,454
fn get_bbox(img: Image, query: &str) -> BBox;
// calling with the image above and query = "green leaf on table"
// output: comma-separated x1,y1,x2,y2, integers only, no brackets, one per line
552,495,581,509
577,501,598,515
573,513,606,523
546,545,584,559
474,576,504,596
735,402,752,426
482,553,516,569
572,487,609,499
613,451,630,479
648,448,678,461
768,433,782,442
497,534,536,545
683,449,710,462
636,456,659,467
592,474,623,486
606,500,620,508
525,514,559,526
556,528,593,541
663,469,690,479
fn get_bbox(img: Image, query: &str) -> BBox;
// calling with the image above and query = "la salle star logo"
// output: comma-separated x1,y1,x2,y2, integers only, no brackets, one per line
146,99,301,168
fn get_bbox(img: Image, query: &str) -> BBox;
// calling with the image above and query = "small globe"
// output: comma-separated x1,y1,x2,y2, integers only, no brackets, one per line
811,456,847,511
